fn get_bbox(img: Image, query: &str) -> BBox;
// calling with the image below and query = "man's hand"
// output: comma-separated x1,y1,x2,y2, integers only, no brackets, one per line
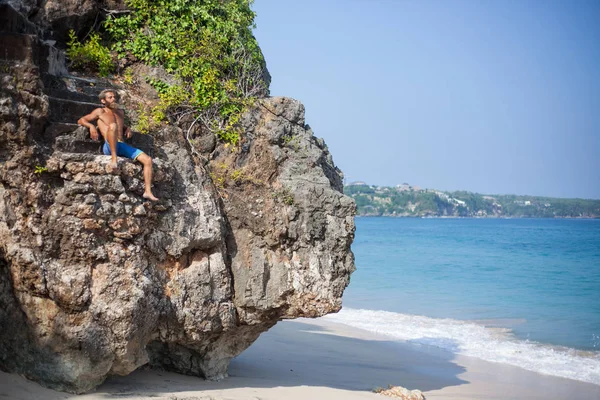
78,108,103,141
90,126,99,141
125,127,132,139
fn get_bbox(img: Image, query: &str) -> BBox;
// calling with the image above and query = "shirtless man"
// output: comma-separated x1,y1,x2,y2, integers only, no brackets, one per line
77,89,159,201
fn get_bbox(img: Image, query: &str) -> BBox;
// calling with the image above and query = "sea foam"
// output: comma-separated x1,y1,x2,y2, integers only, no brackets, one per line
324,308,600,385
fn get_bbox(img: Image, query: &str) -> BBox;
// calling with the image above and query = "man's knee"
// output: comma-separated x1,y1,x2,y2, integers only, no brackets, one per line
138,153,152,165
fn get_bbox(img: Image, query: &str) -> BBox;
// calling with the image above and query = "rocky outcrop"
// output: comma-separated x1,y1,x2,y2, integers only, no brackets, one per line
376,386,426,400
4,0,127,42
0,1,355,394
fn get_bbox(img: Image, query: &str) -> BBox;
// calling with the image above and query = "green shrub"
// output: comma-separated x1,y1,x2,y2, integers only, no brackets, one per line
105,0,267,145
34,165,48,175
66,30,113,77
273,187,294,205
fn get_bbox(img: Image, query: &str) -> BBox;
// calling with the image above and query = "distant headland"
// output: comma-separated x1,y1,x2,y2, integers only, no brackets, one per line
345,182,600,218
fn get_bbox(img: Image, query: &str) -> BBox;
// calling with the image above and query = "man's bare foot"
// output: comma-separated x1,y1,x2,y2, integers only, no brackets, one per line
109,158,118,169
143,192,159,202
106,159,119,173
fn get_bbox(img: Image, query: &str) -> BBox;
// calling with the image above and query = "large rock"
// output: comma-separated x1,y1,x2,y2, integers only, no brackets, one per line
2,0,126,41
209,97,355,324
0,1,355,394
376,386,426,400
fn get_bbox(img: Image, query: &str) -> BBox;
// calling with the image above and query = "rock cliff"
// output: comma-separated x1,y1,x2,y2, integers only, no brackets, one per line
0,1,355,393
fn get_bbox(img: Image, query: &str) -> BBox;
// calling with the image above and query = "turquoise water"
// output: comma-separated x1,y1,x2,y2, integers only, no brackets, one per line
325,217,600,384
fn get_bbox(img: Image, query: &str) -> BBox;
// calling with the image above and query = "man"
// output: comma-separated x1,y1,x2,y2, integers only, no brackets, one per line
77,89,158,201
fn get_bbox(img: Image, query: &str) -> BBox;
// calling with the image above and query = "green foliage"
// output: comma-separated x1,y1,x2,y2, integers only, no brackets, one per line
353,194,372,208
0,61,10,73
216,129,241,146
66,30,113,77
415,192,437,213
123,67,135,85
34,165,48,175
346,184,600,218
105,0,267,144
210,172,226,190
273,187,294,205
230,168,244,182
134,104,152,134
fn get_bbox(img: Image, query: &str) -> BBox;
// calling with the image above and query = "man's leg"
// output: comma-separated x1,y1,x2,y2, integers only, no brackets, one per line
97,120,117,163
105,122,118,167
136,153,159,201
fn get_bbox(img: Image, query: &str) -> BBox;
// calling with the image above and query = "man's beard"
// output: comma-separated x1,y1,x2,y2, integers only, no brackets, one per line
105,102,119,110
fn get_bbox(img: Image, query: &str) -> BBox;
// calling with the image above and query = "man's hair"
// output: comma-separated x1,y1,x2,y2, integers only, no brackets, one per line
98,89,117,101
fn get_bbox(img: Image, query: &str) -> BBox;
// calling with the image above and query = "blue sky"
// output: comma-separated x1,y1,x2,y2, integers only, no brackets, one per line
252,1,600,199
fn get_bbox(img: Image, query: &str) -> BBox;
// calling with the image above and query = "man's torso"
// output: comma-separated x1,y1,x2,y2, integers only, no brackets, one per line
97,108,126,141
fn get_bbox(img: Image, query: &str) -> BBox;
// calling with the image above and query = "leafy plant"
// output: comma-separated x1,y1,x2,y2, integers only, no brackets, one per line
134,104,152,133
104,0,268,145
34,165,48,175
66,30,113,77
230,168,244,182
210,172,226,190
273,187,294,205
123,67,135,85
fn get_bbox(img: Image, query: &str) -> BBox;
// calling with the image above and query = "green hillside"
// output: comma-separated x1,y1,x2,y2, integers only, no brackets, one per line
344,183,600,218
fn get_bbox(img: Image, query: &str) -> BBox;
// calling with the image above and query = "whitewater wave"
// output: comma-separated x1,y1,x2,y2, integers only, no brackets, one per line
323,308,600,385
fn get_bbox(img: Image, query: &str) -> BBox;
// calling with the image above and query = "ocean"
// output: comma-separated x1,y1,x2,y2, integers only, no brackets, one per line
325,217,600,385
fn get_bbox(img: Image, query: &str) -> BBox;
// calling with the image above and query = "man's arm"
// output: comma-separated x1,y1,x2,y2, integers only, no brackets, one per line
77,108,103,141
119,109,132,139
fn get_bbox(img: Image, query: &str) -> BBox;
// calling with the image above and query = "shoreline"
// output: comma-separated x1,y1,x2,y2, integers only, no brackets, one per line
322,308,600,385
2,318,599,400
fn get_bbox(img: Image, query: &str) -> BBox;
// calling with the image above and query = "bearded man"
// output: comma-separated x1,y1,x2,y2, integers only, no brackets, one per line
78,89,158,201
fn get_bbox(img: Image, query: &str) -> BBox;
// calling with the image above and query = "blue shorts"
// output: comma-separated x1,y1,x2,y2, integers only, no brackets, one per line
103,141,144,160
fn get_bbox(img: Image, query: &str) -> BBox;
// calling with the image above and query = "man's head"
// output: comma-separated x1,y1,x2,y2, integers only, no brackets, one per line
99,89,118,109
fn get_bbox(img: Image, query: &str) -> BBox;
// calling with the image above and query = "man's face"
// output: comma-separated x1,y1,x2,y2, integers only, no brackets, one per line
101,92,118,109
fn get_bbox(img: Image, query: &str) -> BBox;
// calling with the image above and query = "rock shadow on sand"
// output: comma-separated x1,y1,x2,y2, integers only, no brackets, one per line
0,320,468,399
226,321,468,392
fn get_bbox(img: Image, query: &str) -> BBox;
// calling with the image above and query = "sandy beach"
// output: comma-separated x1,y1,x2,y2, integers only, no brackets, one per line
1,318,599,400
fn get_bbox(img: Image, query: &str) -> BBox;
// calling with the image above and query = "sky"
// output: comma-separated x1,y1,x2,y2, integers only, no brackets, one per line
251,0,600,199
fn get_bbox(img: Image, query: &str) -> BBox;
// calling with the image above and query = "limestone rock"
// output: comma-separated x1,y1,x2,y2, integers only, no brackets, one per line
208,97,355,324
0,1,355,394
376,386,426,400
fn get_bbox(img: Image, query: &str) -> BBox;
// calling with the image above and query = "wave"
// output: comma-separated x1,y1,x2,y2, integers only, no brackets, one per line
323,308,600,385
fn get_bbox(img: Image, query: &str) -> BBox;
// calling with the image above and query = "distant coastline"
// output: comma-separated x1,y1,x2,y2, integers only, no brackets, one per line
345,182,600,218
